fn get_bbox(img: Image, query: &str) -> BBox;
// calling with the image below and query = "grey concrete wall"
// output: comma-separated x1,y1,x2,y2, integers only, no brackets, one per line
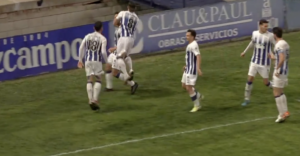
0,0,158,39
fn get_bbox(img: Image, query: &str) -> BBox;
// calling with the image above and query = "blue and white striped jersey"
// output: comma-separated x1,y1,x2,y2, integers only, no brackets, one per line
274,40,290,76
250,31,276,66
114,27,121,46
78,32,107,62
185,41,200,75
116,11,139,37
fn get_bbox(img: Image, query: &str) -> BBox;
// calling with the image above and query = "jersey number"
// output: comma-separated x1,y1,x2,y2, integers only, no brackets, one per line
127,18,134,29
88,41,99,51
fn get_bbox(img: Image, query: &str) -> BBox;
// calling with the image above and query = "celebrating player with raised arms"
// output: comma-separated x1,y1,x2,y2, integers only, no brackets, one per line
105,11,134,91
112,2,138,94
271,27,290,123
240,19,276,106
77,21,107,111
181,29,204,112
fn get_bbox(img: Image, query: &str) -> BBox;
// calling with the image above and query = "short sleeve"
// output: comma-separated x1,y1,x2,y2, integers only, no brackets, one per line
276,44,284,53
192,44,200,55
116,11,124,20
251,31,255,42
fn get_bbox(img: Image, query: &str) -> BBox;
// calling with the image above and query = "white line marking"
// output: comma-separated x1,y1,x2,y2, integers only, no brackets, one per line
49,115,273,156
148,19,253,38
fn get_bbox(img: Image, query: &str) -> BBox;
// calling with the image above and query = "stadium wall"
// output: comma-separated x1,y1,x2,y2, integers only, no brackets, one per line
0,0,157,39
0,0,298,81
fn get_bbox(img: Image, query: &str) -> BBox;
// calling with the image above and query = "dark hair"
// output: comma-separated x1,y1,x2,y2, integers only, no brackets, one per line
273,27,283,38
128,2,136,11
187,29,196,38
259,19,269,25
94,21,103,31
114,11,119,15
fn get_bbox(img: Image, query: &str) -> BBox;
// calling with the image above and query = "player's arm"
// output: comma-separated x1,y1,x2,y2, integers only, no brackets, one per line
114,11,122,26
269,34,276,59
108,46,117,53
193,45,202,76
241,32,254,57
78,37,87,68
275,48,285,76
196,54,202,76
101,38,108,63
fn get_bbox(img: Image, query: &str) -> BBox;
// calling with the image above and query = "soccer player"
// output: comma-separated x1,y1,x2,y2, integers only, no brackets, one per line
240,19,275,106
77,21,107,111
271,27,290,123
181,29,204,112
106,12,134,91
112,2,138,94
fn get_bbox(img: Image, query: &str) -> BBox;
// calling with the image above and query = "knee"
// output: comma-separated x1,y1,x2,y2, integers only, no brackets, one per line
185,85,193,93
105,64,112,72
112,69,119,77
263,79,270,85
273,89,282,97
182,83,186,90
87,76,93,83
247,76,254,82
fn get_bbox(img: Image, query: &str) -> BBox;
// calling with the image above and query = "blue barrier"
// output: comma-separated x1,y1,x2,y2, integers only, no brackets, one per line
109,0,284,54
285,0,300,30
0,0,294,82
0,22,109,81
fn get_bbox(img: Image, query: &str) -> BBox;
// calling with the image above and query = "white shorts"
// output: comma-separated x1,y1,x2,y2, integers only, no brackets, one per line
272,72,288,88
107,53,116,64
181,73,198,86
248,62,270,79
112,57,121,70
85,61,103,76
117,37,134,56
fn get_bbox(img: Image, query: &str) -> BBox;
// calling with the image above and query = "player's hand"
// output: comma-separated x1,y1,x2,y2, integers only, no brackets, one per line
77,61,84,69
183,66,186,72
268,53,275,59
240,52,245,57
275,69,280,77
108,47,115,53
197,69,202,76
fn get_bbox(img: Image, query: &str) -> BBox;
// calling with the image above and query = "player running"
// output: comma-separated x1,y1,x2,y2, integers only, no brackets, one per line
271,27,290,123
105,11,134,91
181,29,204,112
77,21,107,111
240,19,276,106
112,2,138,94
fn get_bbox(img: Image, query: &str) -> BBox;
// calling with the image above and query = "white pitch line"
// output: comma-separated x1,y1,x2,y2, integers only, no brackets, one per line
49,116,274,156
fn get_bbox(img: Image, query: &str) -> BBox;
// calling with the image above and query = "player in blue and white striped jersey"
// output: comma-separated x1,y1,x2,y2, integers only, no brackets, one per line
181,29,204,113
78,21,107,111
240,19,276,106
271,27,290,123
112,2,138,95
105,12,134,91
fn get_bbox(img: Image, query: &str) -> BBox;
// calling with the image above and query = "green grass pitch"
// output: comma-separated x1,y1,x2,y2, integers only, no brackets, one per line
1,32,300,156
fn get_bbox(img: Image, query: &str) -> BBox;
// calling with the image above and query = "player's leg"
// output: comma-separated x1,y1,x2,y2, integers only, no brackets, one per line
125,55,134,79
125,39,135,79
115,37,131,79
258,66,273,88
273,76,289,123
114,37,138,94
105,54,114,91
91,62,103,109
85,61,99,111
242,63,257,106
184,74,203,112
112,58,138,94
